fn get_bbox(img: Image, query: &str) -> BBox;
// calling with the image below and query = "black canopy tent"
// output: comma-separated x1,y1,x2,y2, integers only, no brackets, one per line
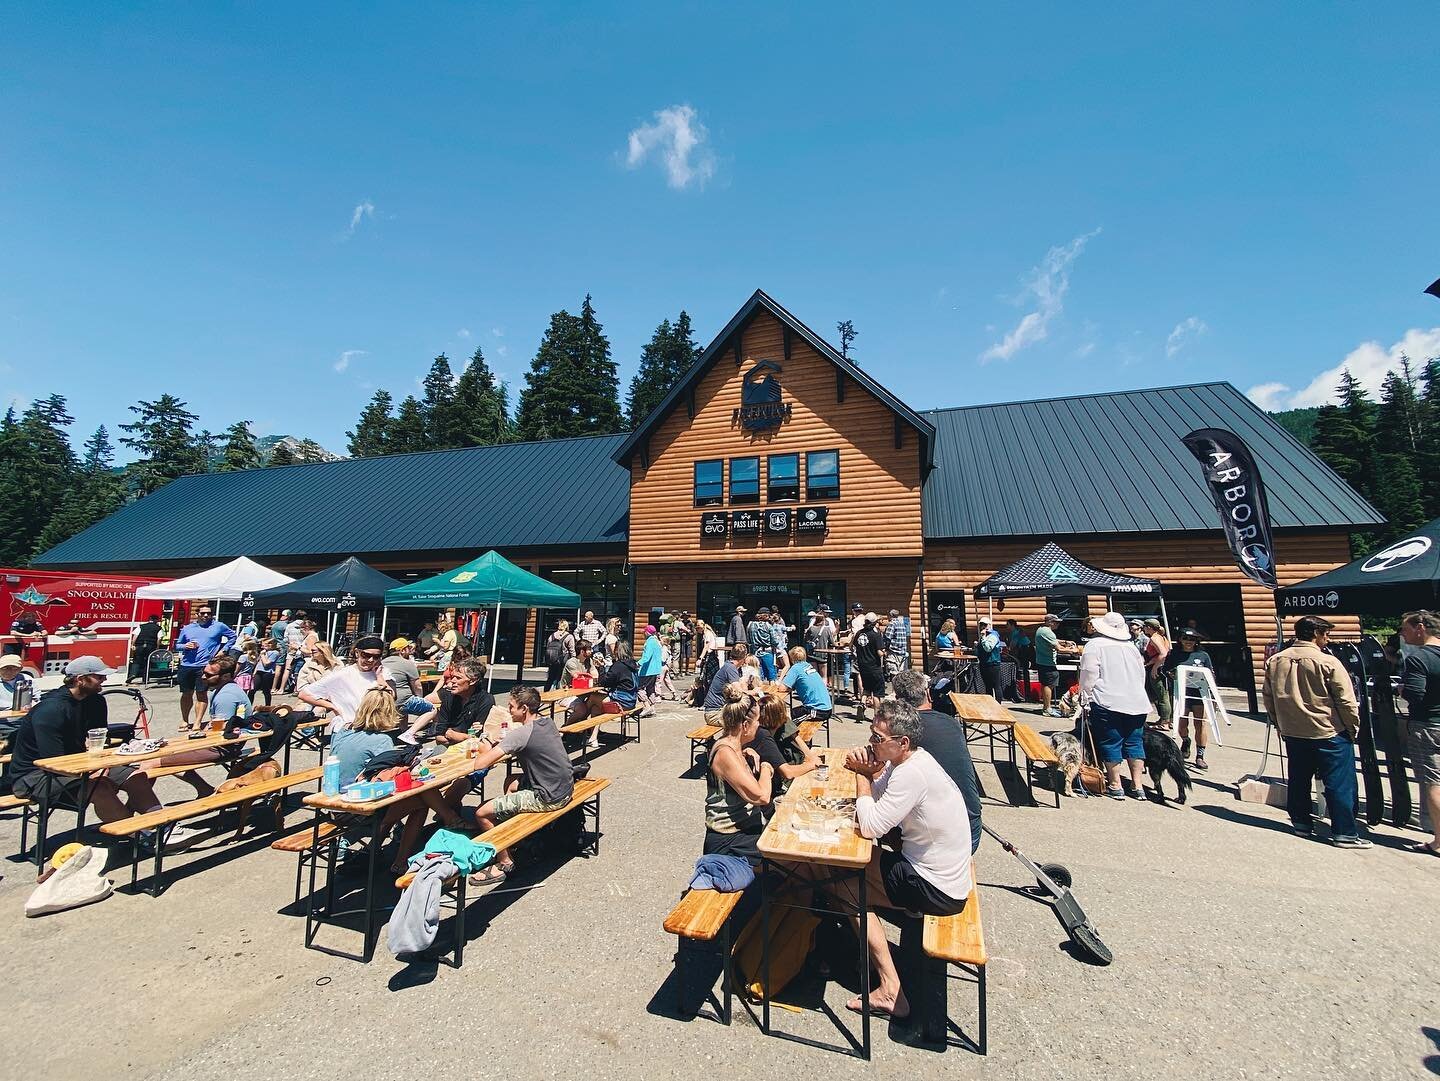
248,557,405,643
1275,519,1440,617
973,542,1169,633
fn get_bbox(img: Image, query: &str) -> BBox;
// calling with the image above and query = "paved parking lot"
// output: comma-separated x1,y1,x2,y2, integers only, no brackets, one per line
1,679,1435,1081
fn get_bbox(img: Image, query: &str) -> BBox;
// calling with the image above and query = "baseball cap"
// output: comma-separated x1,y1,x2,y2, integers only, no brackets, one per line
978,616,992,626
864,611,878,623
888,609,900,618
64,656,112,678
1180,628,1201,640
389,637,414,650
850,603,864,612
757,607,770,615
736,605,747,613
1043,613,1062,623
0,654,23,670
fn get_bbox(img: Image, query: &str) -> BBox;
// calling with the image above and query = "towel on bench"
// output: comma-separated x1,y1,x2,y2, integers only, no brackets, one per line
405,828,495,875
689,853,753,892
388,855,457,957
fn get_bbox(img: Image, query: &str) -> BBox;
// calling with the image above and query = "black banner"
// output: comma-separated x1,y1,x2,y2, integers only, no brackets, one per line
731,510,761,536
796,506,828,534
764,508,792,536
1426,277,1440,300
700,512,727,541
1181,427,1278,589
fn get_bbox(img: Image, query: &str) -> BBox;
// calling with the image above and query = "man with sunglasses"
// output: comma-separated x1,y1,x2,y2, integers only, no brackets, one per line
297,635,397,733
175,604,236,733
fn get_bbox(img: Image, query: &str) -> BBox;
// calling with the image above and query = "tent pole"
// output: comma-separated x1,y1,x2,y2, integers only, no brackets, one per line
1158,594,1172,641
123,596,139,683
380,607,388,639
487,598,502,693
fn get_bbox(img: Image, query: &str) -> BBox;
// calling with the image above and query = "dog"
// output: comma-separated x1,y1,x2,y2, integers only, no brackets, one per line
1049,732,1087,797
216,759,282,838
1141,727,1192,805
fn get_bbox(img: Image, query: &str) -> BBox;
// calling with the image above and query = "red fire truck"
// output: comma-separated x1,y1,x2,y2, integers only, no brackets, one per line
0,569,170,676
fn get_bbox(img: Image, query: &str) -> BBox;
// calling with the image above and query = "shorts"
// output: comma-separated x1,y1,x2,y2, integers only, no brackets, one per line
401,695,434,716
1410,724,1440,786
703,709,721,724
1090,703,1146,764
859,666,885,696
793,705,832,724
881,849,969,917
703,827,761,863
13,765,139,804
1036,665,1059,689
177,666,204,693
491,787,573,821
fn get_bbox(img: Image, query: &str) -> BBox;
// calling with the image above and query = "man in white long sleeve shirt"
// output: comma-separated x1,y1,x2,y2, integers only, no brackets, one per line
839,698,973,1022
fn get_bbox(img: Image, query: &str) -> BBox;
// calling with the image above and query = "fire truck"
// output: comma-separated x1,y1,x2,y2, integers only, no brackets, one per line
0,569,170,676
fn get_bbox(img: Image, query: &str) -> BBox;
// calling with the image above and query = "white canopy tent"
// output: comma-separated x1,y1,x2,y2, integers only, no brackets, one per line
127,557,293,678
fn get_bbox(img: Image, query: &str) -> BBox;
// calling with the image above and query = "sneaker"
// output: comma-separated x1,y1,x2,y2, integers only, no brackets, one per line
1105,786,1126,801
1291,824,1315,838
1180,737,1192,759
1192,756,1209,771
1128,785,1147,801
162,824,203,853
1330,836,1373,849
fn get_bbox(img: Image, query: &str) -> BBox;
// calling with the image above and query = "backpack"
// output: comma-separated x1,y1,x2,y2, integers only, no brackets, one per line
545,635,567,666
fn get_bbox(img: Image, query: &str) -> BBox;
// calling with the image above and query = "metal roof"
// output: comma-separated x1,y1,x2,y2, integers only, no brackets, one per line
920,382,1383,541
614,289,936,472
33,433,631,570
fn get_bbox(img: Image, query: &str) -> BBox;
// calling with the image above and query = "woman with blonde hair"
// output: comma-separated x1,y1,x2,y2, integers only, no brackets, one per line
702,688,773,861
296,641,341,718
330,687,467,872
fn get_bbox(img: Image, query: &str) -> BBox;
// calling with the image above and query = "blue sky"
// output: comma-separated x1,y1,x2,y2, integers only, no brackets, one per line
2,3,1437,458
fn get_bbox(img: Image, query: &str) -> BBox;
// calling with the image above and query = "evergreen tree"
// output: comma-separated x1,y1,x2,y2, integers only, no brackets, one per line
218,420,261,472
515,295,621,441
347,389,394,458
1374,360,1422,454
0,408,29,564
447,347,512,446
422,354,459,446
1419,359,1440,520
388,395,429,453
1310,370,1375,497
267,441,298,466
836,319,858,360
625,311,701,428
32,426,126,558
1370,452,1425,540
0,396,78,564
294,438,328,463
119,394,206,495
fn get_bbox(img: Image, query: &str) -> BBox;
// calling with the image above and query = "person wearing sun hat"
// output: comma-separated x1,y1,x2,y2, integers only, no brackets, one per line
1079,612,1151,800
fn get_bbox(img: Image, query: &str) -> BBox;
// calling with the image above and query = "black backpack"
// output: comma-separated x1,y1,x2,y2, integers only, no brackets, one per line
545,635,567,665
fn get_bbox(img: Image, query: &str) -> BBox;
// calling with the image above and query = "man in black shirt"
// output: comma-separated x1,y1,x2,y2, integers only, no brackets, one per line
127,615,163,683
702,643,749,722
412,657,495,745
891,669,982,852
3,656,165,828
849,612,888,722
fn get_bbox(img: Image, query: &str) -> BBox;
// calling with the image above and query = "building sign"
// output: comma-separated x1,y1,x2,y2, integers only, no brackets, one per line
732,360,793,431
764,508,792,536
796,506,828,534
700,512,728,540
731,510,761,536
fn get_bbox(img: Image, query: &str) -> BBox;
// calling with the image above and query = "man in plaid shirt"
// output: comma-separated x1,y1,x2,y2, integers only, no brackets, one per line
882,608,911,676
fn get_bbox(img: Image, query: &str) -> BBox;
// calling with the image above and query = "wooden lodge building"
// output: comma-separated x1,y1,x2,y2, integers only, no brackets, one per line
34,290,1381,688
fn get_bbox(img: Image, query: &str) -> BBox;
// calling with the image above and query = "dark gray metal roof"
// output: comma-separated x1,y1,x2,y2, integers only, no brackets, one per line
34,434,631,570
920,382,1383,541
614,289,936,472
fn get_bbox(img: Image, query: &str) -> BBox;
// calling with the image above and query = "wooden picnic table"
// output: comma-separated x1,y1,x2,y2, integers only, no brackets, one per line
755,746,876,1058
37,728,272,776
947,694,1016,725
301,720,509,962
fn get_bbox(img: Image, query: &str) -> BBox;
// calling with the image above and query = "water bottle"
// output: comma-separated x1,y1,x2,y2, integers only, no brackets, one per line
322,754,342,796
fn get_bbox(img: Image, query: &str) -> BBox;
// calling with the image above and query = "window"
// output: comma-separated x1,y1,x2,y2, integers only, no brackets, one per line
768,454,799,502
807,450,840,500
730,457,760,504
694,459,723,507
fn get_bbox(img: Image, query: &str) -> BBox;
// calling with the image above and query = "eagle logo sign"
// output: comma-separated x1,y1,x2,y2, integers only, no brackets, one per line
1361,535,1432,573
733,360,792,431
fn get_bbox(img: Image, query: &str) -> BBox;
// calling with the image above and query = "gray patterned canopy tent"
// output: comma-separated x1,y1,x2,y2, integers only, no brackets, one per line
973,542,1168,631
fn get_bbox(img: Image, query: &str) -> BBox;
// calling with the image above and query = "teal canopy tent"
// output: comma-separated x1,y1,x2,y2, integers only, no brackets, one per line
384,551,581,689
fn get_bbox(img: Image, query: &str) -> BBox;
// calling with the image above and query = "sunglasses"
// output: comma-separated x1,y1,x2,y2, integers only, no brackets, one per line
868,729,901,746
356,651,382,661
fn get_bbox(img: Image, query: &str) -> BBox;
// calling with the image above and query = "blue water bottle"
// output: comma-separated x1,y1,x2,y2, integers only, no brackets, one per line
322,754,342,796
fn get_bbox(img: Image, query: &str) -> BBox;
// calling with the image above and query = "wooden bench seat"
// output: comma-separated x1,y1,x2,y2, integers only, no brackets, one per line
0,793,30,811
687,724,721,767
1013,723,1063,807
271,820,340,852
560,708,642,758
664,886,744,1024
797,720,822,745
101,765,324,896
922,884,987,1055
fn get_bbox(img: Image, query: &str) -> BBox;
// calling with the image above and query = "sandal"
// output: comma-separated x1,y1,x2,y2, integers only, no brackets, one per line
468,865,508,886
495,859,516,875
1407,841,1440,857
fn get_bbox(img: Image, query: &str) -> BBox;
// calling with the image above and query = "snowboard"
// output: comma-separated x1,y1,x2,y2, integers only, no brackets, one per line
1329,640,1385,826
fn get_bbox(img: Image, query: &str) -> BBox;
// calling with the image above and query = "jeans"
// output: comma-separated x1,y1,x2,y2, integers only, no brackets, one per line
979,662,1002,702
1285,734,1360,839
757,651,777,681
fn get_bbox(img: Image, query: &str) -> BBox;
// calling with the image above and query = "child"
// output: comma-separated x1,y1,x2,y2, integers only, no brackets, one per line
1167,629,1214,769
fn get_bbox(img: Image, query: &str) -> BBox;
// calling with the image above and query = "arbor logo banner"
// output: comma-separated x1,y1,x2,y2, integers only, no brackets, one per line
733,360,792,431
1181,427,1278,589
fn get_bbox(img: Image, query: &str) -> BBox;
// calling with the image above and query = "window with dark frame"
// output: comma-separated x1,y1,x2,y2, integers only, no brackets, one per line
806,449,840,500
730,456,760,504
694,459,724,506
768,453,799,502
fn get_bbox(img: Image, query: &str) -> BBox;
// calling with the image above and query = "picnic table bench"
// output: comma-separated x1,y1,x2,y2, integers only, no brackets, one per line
1012,723,1063,807
663,887,743,1024
559,704,643,759
686,719,824,770
100,764,324,895
922,883,987,1054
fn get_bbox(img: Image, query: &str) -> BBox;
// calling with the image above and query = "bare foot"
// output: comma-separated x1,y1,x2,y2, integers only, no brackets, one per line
845,991,909,1019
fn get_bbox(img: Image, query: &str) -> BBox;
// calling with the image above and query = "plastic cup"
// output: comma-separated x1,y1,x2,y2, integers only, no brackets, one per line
85,727,106,752
815,764,829,783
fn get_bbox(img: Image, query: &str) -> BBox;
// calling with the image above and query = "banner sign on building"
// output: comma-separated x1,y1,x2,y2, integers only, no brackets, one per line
1181,427,1278,590
700,512,728,540
797,506,828,534
764,508,792,536
733,360,793,431
731,510,761,536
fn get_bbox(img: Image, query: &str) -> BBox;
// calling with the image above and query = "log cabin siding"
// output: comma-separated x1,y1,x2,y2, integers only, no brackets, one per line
625,310,925,564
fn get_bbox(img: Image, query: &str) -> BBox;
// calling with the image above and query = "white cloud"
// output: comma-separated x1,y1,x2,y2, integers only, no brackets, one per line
980,228,1101,363
491,327,504,338
333,349,366,373
497,344,509,358
457,328,471,340
1165,316,1208,357
1073,341,1096,359
625,104,716,190
344,200,375,238
1245,326,1440,410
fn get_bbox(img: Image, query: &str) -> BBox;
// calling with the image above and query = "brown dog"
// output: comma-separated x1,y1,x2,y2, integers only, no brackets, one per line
216,760,282,839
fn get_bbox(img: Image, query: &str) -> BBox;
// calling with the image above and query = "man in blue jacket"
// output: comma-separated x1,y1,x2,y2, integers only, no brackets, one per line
175,604,235,732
